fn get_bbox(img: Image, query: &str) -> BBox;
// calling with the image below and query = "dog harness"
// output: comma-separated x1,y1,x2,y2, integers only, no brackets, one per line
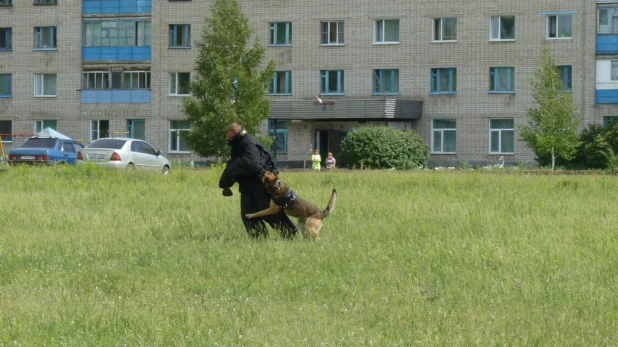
269,182,297,208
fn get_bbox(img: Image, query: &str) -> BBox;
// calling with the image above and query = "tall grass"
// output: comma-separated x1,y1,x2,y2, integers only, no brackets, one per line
1,165,617,346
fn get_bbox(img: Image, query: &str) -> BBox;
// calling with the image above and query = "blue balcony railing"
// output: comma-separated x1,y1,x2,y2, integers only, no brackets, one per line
83,47,151,61
596,89,618,104
83,0,151,15
597,36,618,55
81,90,151,104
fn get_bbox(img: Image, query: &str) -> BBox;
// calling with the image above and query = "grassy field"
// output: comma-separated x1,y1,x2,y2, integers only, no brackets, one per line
1,165,617,346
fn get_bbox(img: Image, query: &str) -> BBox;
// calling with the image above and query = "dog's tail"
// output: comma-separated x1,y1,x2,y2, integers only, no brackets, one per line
321,189,337,218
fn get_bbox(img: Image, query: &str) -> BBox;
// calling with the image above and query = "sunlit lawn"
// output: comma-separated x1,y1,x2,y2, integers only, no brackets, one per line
1,165,617,346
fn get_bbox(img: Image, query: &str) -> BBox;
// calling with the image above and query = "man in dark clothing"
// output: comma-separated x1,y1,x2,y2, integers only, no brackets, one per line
219,123,298,238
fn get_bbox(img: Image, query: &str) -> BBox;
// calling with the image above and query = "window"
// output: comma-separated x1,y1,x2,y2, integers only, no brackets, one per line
489,119,514,154
430,68,457,94
84,21,151,47
35,120,57,133
34,27,57,49
270,22,292,45
269,71,292,95
91,120,110,142
433,18,457,41
169,24,190,48
603,116,618,127
490,16,515,40
0,0,11,5
169,120,190,152
489,67,514,93
321,21,344,45
612,60,618,81
34,0,57,4
432,119,457,153
320,70,344,94
557,65,572,91
34,73,57,96
598,8,618,34
123,71,150,89
373,69,399,94
127,119,145,140
268,119,289,154
0,28,11,51
374,19,399,43
547,14,572,38
83,71,151,90
169,72,190,95
0,74,11,97
0,120,11,142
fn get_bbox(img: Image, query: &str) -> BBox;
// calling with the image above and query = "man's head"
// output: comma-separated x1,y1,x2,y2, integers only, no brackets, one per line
226,123,243,140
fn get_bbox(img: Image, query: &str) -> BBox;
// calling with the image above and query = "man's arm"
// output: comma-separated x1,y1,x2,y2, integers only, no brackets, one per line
218,141,261,188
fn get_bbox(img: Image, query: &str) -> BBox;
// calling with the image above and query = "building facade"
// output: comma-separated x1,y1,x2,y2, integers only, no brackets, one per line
0,0,615,167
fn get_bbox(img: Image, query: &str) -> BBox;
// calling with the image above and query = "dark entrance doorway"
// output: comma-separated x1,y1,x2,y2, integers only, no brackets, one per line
315,130,343,167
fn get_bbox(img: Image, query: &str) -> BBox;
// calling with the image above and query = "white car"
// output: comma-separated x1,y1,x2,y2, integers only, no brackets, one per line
78,138,171,174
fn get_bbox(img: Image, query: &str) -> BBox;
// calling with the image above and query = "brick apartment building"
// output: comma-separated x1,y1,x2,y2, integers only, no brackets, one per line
0,1,616,167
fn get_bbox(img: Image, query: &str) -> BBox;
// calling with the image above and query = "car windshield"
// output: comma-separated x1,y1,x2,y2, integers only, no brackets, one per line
88,139,127,149
20,138,58,149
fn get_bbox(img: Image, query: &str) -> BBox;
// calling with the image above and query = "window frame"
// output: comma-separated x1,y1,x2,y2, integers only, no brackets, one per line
168,24,191,48
34,0,57,5
546,14,573,39
320,70,345,95
34,26,57,50
269,22,292,46
431,119,457,154
83,20,151,47
432,17,457,42
127,119,146,140
169,72,191,96
489,119,515,154
489,67,515,94
489,16,515,41
34,73,57,97
90,120,110,142
0,0,12,6
557,65,572,91
268,119,289,155
0,27,12,51
611,60,618,81
269,71,292,95
168,120,191,153
598,8,618,34
430,68,457,95
0,73,11,97
320,21,344,45
374,19,400,44
372,69,399,95
34,120,57,133
0,120,11,143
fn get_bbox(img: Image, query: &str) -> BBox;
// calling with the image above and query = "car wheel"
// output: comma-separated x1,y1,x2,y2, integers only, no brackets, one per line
127,163,135,170
162,166,170,175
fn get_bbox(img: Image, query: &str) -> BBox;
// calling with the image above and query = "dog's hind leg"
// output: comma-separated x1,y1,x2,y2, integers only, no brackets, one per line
305,218,322,240
297,217,308,238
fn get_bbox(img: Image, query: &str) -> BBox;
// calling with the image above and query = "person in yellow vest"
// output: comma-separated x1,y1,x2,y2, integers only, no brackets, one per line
311,149,321,171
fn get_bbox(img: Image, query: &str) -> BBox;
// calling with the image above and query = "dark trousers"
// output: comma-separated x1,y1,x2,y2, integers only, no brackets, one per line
240,188,298,238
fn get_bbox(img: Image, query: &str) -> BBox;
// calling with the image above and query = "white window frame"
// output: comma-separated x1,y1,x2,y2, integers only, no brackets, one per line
489,16,515,41
34,120,57,133
374,19,400,44
83,71,109,90
169,72,191,96
489,119,515,154
90,120,110,142
431,119,457,154
34,73,57,97
320,21,344,45
169,120,191,153
269,22,292,46
598,8,618,34
123,71,151,89
432,18,457,42
546,14,573,39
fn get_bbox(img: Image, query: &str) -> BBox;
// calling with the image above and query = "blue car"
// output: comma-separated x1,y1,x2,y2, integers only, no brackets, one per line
8,137,84,166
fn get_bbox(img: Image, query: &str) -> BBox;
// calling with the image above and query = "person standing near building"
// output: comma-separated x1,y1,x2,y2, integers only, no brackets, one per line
325,152,336,171
219,123,298,238
311,149,321,171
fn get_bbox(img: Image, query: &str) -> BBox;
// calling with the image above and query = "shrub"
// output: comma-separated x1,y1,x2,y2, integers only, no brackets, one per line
339,126,430,169
571,122,618,170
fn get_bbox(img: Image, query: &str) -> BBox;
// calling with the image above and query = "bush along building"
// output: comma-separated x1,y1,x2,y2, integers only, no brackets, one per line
0,1,614,168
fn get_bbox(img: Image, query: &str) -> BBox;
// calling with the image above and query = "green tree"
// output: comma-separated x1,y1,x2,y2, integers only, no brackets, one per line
182,0,275,159
520,45,581,170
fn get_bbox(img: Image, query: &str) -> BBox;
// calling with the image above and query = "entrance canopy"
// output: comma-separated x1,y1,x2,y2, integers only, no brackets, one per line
270,99,423,120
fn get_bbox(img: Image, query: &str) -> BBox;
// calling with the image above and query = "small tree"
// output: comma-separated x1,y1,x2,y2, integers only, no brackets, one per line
340,126,430,169
182,0,275,159
520,45,581,170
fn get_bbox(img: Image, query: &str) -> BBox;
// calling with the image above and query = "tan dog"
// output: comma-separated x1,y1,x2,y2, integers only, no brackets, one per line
245,171,337,240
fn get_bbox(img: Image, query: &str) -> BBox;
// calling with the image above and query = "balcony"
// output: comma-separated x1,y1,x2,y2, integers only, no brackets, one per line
81,90,151,104
597,36,618,55
83,0,151,15
83,46,150,62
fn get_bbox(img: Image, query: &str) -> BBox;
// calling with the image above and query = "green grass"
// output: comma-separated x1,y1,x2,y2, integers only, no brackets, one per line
1,165,618,346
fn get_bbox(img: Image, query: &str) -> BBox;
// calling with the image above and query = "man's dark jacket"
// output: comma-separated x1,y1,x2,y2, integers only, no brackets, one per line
219,131,276,192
